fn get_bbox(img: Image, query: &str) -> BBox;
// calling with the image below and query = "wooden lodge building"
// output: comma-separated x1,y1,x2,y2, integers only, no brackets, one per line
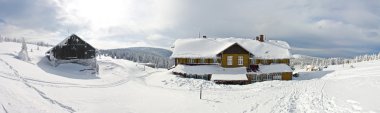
170,35,293,84
46,34,98,71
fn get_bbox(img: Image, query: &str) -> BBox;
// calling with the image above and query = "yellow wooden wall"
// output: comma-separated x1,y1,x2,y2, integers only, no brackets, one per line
175,58,217,64
220,54,250,67
176,58,291,67
281,72,293,80
255,59,290,65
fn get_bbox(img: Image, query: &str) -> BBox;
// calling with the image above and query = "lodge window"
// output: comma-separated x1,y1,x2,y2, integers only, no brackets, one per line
262,59,268,65
227,56,233,65
262,74,268,80
238,56,243,65
267,74,272,80
215,58,219,63
273,73,282,80
250,58,255,64
200,59,205,63
274,59,280,64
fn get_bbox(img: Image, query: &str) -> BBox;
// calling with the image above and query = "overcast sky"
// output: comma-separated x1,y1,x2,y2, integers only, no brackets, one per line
0,0,380,58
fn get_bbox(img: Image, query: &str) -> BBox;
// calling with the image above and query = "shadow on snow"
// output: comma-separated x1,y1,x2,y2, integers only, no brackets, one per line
294,70,334,80
37,57,99,79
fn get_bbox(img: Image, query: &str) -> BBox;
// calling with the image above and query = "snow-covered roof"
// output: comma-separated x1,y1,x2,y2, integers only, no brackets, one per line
46,34,96,53
172,64,247,75
211,74,248,81
170,37,291,59
257,64,293,73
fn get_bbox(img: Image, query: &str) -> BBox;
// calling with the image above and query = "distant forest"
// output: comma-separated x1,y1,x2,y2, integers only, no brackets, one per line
99,47,174,68
0,35,53,47
291,53,380,69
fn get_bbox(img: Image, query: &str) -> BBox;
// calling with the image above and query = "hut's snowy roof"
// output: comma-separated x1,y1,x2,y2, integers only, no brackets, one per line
46,34,96,53
257,64,293,73
170,37,291,59
211,74,248,81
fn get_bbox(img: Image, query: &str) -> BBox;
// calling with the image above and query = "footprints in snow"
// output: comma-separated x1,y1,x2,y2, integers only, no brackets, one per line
242,104,258,113
346,100,363,111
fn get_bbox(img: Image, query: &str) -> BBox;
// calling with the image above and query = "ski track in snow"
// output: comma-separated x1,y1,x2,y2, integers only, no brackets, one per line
1,104,8,113
236,79,363,113
0,58,75,113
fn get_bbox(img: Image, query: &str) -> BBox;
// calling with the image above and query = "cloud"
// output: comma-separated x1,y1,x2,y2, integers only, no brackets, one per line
146,34,165,41
0,24,62,42
0,0,64,31
0,0,380,57
178,0,380,57
0,18,5,24
0,0,70,43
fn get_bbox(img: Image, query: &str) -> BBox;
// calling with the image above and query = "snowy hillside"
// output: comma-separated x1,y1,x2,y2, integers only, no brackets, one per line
0,42,379,113
101,47,172,58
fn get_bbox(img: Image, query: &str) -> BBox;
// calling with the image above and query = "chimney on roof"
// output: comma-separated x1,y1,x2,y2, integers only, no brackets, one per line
259,34,265,42
203,35,207,38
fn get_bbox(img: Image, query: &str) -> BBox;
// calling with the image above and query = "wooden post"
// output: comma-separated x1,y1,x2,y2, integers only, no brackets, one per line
200,84,203,99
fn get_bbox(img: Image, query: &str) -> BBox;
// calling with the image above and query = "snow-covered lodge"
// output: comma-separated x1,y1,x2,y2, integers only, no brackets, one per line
45,34,98,71
170,35,293,84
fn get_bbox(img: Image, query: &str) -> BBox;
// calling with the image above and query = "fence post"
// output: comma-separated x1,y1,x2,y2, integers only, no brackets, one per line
200,84,203,99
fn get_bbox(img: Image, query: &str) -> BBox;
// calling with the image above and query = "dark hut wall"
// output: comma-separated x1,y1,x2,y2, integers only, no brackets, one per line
52,36,95,60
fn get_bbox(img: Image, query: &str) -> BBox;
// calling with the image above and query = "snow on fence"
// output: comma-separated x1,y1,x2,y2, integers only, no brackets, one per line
247,73,283,82
172,71,211,80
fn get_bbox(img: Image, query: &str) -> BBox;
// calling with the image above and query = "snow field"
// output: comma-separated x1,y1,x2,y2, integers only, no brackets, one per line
0,42,379,113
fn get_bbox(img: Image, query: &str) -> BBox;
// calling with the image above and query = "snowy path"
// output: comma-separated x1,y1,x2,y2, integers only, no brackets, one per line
254,80,332,113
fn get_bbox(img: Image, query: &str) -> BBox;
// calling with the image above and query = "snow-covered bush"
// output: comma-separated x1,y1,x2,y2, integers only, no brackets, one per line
0,35,3,42
18,38,30,61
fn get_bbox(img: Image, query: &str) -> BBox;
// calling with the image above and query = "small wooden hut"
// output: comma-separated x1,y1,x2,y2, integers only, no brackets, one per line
45,34,98,72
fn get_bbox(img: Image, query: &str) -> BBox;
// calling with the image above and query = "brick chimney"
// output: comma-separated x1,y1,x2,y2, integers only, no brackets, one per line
259,34,264,42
